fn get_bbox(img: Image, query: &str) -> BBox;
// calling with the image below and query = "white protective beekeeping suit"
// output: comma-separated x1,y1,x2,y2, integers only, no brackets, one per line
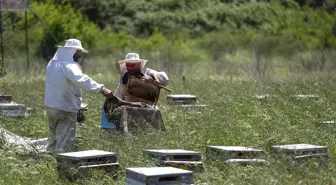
113,53,169,101
44,39,105,153
44,47,104,112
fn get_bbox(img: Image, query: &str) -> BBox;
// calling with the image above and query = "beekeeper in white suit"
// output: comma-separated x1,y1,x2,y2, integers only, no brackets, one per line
114,53,169,102
44,38,113,153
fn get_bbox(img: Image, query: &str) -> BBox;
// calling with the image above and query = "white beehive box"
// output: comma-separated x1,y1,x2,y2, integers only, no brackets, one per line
319,120,336,124
57,150,120,181
225,159,266,165
0,102,27,117
167,94,197,105
293,94,319,100
254,94,278,100
126,167,193,185
144,150,202,161
57,150,117,161
174,104,209,109
144,149,204,172
206,146,264,161
316,120,336,126
271,144,328,157
255,94,270,100
0,95,12,103
271,144,328,165
0,95,28,117
315,120,336,131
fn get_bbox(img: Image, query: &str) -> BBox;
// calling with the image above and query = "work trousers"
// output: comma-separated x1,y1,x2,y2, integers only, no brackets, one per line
46,107,77,153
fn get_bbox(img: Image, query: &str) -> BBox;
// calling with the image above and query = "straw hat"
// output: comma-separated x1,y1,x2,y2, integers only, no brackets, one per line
118,53,147,64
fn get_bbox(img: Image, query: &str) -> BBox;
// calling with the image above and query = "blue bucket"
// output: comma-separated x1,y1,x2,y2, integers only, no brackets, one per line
101,108,116,129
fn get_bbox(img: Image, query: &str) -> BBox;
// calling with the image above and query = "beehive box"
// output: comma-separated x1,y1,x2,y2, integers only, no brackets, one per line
57,150,120,181
0,95,12,103
271,144,328,165
0,102,27,117
254,94,278,100
126,167,193,185
161,161,204,172
144,150,202,161
254,94,270,100
316,120,336,127
293,94,319,100
144,150,203,172
174,104,209,109
224,159,266,166
315,120,336,131
206,146,264,161
319,120,336,124
0,95,28,117
167,94,197,105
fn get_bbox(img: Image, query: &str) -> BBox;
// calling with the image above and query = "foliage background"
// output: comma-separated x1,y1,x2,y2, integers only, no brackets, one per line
0,0,335,79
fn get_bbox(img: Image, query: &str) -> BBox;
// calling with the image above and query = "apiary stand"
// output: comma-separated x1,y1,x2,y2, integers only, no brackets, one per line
106,106,165,136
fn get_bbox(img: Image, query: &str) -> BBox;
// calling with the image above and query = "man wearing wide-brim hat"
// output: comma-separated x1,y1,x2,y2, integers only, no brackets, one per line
44,38,113,153
114,53,169,101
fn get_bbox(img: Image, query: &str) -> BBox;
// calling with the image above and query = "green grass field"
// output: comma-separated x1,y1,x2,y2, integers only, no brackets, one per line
1,68,336,185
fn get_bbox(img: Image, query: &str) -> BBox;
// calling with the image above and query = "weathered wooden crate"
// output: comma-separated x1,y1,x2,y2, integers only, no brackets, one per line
271,144,328,165
206,146,264,161
126,76,162,106
0,102,27,117
167,94,197,105
57,150,120,181
144,149,204,172
126,167,193,185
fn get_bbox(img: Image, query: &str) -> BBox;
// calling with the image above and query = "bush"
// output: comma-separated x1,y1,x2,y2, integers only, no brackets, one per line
1,0,335,78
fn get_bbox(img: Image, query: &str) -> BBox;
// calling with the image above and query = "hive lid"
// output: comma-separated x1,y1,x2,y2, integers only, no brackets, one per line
57,150,116,160
126,167,193,177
